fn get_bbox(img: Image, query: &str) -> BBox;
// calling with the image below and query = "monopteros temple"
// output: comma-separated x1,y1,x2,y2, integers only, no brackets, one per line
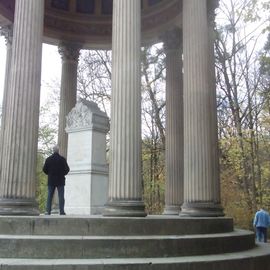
0,0,269,269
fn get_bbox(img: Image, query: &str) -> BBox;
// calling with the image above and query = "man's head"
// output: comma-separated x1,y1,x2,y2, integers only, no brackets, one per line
53,145,59,153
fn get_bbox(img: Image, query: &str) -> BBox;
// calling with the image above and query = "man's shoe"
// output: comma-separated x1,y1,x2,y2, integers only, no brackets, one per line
44,212,51,215
60,212,66,215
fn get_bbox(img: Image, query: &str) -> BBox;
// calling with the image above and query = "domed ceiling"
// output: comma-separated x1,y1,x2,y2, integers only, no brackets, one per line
0,0,183,48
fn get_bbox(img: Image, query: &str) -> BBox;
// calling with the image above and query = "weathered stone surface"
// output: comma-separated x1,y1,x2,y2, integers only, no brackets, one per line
0,216,234,236
0,216,269,269
0,231,255,259
1,250,270,270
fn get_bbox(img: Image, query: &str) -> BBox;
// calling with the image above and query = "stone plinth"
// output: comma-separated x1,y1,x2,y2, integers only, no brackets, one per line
65,99,109,215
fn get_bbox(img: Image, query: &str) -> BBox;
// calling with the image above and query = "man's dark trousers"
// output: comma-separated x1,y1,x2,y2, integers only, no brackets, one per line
46,185,65,215
256,227,268,243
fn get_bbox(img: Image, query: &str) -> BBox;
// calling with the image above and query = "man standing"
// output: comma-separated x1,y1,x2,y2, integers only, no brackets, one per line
43,145,70,215
253,207,270,243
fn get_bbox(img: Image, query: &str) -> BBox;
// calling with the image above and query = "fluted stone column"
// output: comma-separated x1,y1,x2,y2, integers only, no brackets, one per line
58,43,80,158
103,0,146,217
0,25,13,171
181,0,224,217
0,0,44,215
162,28,184,215
208,1,221,207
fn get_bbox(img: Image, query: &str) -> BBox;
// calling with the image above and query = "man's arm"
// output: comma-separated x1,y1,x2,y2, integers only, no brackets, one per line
253,213,258,227
63,159,70,175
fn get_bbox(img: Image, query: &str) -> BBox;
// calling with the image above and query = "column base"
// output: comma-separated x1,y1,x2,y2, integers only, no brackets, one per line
0,198,39,216
180,202,224,217
163,204,181,215
103,200,147,217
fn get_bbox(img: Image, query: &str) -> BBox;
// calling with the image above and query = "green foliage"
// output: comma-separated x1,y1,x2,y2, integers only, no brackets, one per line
221,164,253,229
142,138,165,214
216,0,270,229
36,90,59,212
36,152,47,212
261,162,270,207
220,136,255,229
219,123,270,226
141,45,166,214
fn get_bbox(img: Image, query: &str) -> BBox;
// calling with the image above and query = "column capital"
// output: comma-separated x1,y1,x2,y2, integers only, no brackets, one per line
0,25,13,46
207,0,219,10
58,42,81,62
207,0,219,24
161,27,182,52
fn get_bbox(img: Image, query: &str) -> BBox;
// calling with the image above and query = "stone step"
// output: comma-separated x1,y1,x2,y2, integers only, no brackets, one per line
0,244,269,270
0,230,254,259
0,216,233,236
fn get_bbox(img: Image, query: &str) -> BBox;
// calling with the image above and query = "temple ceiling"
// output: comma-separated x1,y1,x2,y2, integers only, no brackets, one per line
0,0,218,49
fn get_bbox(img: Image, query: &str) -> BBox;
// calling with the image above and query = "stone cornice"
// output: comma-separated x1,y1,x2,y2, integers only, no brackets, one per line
0,0,182,47
0,0,14,22
142,0,181,31
66,99,109,133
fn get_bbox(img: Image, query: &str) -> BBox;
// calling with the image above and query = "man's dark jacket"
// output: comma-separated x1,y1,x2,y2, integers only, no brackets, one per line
43,153,70,186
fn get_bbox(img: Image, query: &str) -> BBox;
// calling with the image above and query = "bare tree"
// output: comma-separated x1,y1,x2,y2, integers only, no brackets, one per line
76,46,167,213
215,0,269,218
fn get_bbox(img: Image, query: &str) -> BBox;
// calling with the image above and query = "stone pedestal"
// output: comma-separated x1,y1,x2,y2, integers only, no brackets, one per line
65,99,109,215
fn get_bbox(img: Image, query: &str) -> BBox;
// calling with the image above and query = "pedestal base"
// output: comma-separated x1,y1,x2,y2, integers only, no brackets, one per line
180,202,224,217
103,200,146,217
163,204,181,215
0,198,39,216
65,172,108,215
